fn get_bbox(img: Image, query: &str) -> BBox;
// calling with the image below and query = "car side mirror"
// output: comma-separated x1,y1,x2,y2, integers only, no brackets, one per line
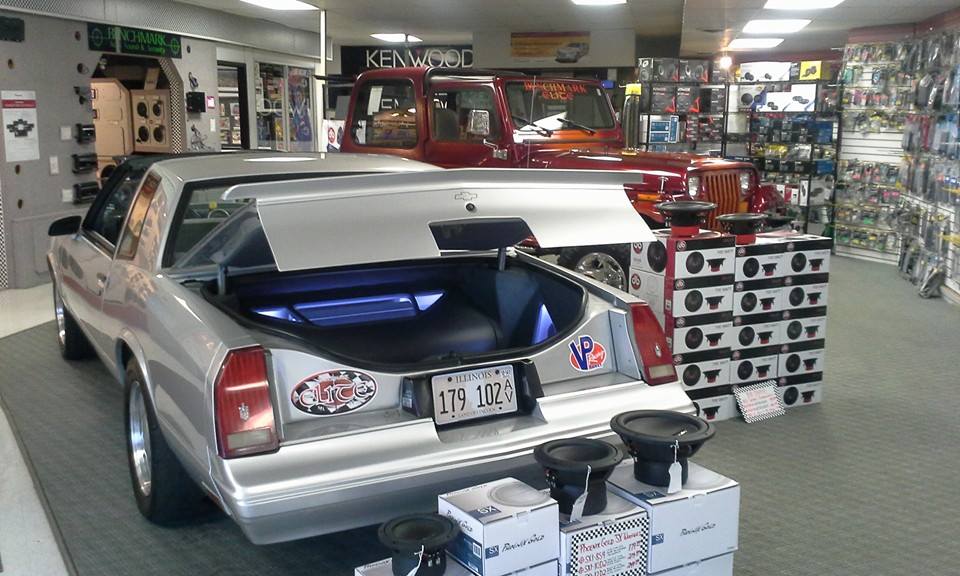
466,109,491,137
49,215,82,237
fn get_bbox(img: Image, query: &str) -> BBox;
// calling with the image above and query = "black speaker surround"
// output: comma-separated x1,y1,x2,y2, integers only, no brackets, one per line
737,361,753,380
791,252,807,272
786,321,803,340
785,354,801,373
717,212,766,236
378,514,460,576
743,257,760,277
534,438,623,516
685,328,704,350
789,287,805,307
783,386,799,405
682,365,701,386
739,326,755,346
647,242,667,273
655,201,717,230
610,410,715,487
686,252,705,274
684,290,704,312
741,292,758,312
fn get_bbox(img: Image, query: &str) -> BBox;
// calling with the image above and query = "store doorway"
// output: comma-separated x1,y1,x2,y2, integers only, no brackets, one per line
254,62,316,151
217,62,249,150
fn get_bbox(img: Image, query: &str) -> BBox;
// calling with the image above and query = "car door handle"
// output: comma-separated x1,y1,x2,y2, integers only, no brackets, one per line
96,273,107,294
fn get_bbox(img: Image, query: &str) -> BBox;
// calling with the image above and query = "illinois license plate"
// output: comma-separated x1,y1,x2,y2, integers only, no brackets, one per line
432,365,517,425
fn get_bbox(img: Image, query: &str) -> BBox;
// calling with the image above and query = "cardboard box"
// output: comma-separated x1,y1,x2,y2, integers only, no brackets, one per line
628,271,734,323
799,60,831,81
439,478,559,576
778,339,826,376
654,553,735,576
731,311,782,350
737,61,791,82
664,312,735,355
653,58,680,82
733,239,786,281
631,230,736,280
779,307,828,343
776,373,823,409
758,233,832,275
356,555,549,576
651,85,677,114
608,463,740,574
729,345,779,384
688,388,739,422
733,277,784,316
782,274,830,310
674,348,731,390
558,490,650,576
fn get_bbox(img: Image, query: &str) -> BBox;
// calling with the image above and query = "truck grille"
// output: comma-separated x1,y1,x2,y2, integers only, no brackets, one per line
701,171,742,229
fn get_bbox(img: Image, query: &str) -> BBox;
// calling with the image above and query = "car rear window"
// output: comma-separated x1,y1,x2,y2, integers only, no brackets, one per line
167,184,252,266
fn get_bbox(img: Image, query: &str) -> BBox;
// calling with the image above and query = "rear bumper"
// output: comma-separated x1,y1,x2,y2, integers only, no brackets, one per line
211,380,693,544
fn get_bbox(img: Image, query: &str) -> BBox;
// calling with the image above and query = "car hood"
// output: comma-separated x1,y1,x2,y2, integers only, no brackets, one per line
220,168,656,272
527,147,751,180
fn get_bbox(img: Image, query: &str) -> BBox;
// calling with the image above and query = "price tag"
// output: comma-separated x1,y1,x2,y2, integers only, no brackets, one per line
734,380,785,423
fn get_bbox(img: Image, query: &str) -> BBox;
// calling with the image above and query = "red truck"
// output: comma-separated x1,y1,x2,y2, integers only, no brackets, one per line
340,67,785,289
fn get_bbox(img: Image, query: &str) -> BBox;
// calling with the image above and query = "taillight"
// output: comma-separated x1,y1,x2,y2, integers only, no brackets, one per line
628,303,677,385
214,346,279,459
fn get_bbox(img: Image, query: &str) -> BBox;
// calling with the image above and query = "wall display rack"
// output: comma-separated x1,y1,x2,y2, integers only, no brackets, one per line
837,32,960,300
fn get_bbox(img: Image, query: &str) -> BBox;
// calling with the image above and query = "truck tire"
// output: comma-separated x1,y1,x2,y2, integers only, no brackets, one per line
53,283,94,360
125,360,207,525
558,244,631,291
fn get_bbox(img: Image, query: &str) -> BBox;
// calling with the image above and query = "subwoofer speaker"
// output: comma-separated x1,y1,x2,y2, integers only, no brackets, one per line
743,257,760,278
684,290,704,313
686,252,705,274
739,326,755,347
785,353,801,373
685,328,704,350
741,292,758,312
610,410,715,487
783,386,799,405
682,365,701,386
737,361,753,380
647,242,667,273
534,438,623,515
378,514,460,576
789,287,805,307
791,252,807,273
786,321,803,340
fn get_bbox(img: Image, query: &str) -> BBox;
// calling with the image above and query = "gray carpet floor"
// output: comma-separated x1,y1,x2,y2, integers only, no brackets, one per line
1,257,959,575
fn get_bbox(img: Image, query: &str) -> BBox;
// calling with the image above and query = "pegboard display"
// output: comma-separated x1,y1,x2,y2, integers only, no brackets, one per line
838,31,960,301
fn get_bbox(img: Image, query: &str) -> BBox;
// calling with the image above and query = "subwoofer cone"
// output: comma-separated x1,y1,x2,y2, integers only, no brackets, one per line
378,514,460,576
153,126,165,143
789,287,805,307
685,290,703,313
682,365,701,386
741,292,758,312
737,361,753,380
786,321,803,340
685,328,704,350
785,353,801,373
791,252,807,272
136,102,148,118
739,326,755,347
137,126,149,142
152,101,163,117
686,252,705,274
743,257,760,278
647,242,667,273
783,386,799,405
534,438,623,516
610,410,715,487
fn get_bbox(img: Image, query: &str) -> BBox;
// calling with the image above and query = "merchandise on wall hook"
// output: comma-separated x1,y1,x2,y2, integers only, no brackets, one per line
188,72,199,90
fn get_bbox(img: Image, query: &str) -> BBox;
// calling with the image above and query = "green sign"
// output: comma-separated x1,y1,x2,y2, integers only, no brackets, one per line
87,23,181,59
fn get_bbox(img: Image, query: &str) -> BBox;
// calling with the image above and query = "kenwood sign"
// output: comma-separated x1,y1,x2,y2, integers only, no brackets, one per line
341,45,473,76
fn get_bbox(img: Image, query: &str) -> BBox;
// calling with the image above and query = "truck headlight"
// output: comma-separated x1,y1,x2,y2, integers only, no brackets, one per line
739,171,752,197
687,175,701,198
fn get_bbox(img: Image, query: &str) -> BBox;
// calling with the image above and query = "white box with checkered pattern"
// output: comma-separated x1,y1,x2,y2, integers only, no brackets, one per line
558,489,649,576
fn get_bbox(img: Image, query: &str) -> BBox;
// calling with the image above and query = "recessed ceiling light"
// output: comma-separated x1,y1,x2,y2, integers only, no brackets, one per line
240,0,318,10
571,0,627,5
743,19,810,34
726,38,785,50
719,55,733,69
370,33,423,43
764,0,844,9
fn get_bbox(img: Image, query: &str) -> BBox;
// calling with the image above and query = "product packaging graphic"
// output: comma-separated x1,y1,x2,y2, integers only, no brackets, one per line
439,478,559,576
729,345,780,384
608,462,740,574
558,490,650,576
674,348,731,390
630,231,736,280
777,339,826,376
732,311,782,351
733,238,786,281
776,373,823,409
689,388,740,422
782,274,830,310
779,307,828,344
733,278,784,316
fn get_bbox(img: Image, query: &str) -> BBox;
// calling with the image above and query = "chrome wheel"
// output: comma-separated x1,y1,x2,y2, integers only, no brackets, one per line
129,383,152,497
575,252,626,291
53,285,66,347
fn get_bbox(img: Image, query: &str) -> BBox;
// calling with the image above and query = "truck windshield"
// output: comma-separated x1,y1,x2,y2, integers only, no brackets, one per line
505,80,615,135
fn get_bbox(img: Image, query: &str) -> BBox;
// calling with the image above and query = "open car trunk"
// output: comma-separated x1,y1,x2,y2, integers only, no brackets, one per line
208,257,585,366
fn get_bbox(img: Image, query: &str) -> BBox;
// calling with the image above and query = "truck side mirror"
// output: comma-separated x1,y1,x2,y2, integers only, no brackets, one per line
466,109,491,137
49,215,82,237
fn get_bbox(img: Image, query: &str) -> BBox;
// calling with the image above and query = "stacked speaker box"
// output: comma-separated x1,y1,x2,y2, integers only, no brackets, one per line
131,89,172,153
91,79,133,185
629,203,737,403
763,232,833,410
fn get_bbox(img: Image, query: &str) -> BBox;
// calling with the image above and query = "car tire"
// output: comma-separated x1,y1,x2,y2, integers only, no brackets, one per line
124,360,207,525
53,283,94,360
558,244,631,291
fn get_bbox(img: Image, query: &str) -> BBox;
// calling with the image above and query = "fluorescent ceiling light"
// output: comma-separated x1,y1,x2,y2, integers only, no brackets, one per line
743,19,810,34
764,0,844,9
571,0,627,5
370,33,423,43
726,38,785,50
240,0,318,10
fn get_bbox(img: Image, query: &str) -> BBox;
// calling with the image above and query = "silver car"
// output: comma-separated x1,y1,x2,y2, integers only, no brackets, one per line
47,152,692,544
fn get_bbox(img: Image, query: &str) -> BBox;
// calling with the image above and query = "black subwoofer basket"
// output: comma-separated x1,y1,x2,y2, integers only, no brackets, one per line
378,513,460,576
534,437,623,516
610,410,714,487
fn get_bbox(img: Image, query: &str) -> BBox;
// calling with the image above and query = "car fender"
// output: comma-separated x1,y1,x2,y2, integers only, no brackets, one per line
751,183,786,214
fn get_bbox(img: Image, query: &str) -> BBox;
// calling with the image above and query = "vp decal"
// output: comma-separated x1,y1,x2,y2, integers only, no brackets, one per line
291,370,377,415
568,335,607,372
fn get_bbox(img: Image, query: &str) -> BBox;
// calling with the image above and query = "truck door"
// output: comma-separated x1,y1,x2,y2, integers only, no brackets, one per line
424,84,511,168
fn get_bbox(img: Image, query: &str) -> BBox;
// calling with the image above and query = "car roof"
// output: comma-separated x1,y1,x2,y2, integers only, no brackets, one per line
150,152,439,182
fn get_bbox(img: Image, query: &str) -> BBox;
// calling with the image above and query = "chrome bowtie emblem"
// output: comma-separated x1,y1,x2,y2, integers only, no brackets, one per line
455,191,478,202
238,402,250,422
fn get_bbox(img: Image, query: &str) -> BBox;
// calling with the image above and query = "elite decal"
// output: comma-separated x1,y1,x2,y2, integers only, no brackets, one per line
291,370,378,416
569,335,607,372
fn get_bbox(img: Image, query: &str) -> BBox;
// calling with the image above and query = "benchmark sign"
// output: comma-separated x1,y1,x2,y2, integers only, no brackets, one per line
87,23,182,59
